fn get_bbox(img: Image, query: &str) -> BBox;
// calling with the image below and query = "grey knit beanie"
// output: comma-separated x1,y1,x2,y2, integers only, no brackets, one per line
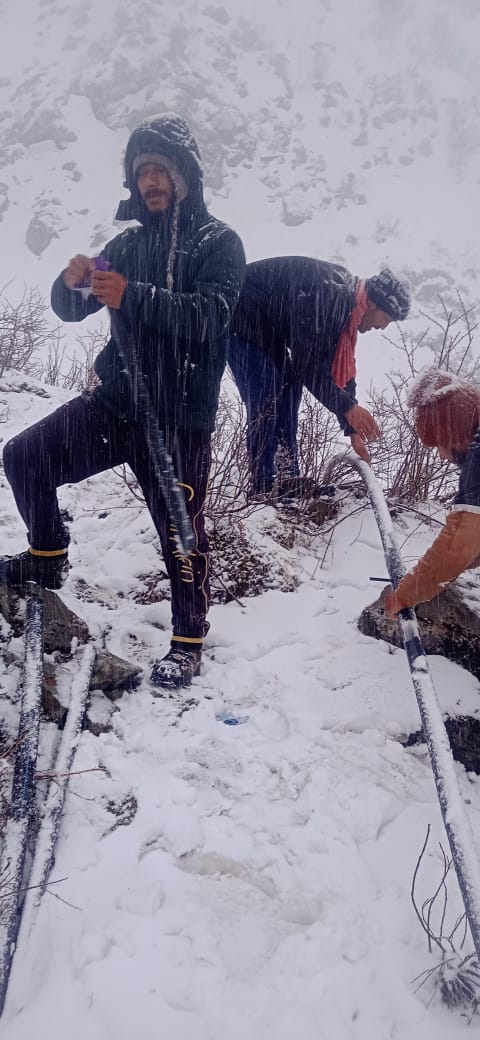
365,268,411,321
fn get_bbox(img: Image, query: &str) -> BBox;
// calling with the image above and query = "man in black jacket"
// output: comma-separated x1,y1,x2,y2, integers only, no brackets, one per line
228,258,410,497
1,115,246,689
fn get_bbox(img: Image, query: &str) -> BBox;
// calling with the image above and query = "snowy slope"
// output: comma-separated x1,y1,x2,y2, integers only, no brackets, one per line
1,376,480,1038
1,1,480,1036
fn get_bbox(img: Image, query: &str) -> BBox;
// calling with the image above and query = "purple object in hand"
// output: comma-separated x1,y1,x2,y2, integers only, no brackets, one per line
73,255,110,297
93,255,110,271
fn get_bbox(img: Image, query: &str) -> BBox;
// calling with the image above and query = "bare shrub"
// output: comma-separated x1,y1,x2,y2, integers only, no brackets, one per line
42,326,104,393
206,389,251,519
0,281,105,393
297,392,347,483
0,284,58,379
368,293,480,504
411,825,480,1020
41,334,68,388
60,328,104,393
368,369,451,502
296,391,365,492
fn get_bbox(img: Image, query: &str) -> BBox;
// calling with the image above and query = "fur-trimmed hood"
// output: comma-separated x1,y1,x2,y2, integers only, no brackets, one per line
116,114,204,224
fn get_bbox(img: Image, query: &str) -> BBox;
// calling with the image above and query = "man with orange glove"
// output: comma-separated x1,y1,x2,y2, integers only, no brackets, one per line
385,367,480,616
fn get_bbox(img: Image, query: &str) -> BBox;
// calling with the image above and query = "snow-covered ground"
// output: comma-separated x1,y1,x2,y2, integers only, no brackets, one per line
0,374,479,1038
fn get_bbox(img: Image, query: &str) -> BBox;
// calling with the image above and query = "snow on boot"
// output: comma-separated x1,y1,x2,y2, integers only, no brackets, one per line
150,647,202,690
0,549,69,590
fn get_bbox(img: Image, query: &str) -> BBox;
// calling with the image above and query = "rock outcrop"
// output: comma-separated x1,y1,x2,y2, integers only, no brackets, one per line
0,586,142,725
359,583,480,772
359,583,480,682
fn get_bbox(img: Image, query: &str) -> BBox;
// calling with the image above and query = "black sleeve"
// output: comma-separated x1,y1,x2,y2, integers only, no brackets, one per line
50,274,104,322
303,367,357,431
339,376,357,436
454,439,480,510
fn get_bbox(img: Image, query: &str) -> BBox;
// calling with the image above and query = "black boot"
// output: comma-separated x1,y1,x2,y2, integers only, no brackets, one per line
0,549,69,590
150,646,202,690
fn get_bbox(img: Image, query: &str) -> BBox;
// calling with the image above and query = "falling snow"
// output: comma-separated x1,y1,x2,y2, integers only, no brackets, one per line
1,1,480,1038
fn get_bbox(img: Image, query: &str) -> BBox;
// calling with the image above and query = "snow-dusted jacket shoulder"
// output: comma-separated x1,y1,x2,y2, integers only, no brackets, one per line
230,256,358,431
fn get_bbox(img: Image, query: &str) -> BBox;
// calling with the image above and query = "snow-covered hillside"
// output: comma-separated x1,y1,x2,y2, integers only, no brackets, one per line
1,0,480,308
0,372,480,1040
1,2,480,1037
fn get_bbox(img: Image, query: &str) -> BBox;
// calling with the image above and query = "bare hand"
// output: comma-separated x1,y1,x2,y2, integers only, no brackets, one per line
350,433,370,463
344,404,381,441
63,254,94,289
91,270,127,309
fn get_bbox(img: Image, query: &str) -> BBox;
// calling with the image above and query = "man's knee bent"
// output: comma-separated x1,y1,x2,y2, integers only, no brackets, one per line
3,434,25,487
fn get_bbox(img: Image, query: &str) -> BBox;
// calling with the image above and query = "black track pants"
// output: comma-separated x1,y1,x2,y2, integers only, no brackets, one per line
3,392,211,640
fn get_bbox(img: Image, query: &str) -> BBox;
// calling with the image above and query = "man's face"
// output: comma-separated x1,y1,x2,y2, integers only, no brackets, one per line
136,162,174,212
358,303,393,333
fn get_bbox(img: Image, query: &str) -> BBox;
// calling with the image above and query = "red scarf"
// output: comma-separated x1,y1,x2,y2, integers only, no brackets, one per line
331,281,367,389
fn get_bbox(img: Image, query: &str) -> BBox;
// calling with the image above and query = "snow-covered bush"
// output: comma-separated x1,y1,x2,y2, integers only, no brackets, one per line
208,515,298,602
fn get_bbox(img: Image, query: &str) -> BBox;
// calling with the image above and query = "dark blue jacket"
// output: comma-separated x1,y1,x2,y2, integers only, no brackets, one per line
230,257,358,431
455,431,480,510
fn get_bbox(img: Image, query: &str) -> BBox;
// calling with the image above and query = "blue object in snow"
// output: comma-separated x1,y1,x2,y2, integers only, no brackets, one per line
216,709,249,726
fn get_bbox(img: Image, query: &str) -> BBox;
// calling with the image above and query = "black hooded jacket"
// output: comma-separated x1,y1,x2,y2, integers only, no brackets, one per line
51,116,246,432
230,257,359,431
